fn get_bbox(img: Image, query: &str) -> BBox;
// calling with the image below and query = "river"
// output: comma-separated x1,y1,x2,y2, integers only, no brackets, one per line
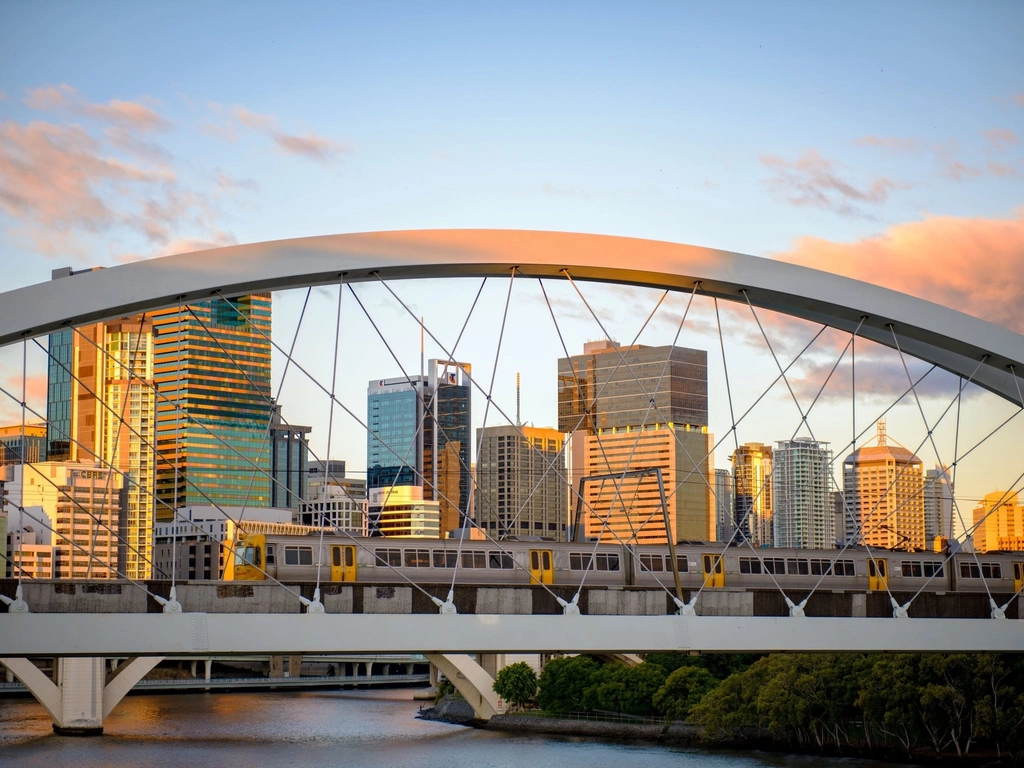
0,688,903,767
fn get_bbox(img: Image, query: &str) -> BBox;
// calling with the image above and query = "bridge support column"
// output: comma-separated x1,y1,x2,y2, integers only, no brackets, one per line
2,656,164,735
426,653,503,721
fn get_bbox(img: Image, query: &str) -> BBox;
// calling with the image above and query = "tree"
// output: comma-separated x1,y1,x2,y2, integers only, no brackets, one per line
653,666,717,721
493,662,538,712
581,662,667,717
537,655,602,713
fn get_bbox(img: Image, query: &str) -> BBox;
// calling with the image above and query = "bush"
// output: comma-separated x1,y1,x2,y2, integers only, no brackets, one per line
537,655,602,713
581,662,667,717
493,661,538,712
653,666,718,721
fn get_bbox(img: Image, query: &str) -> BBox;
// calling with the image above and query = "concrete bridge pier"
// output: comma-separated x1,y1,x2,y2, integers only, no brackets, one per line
426,653,503,721
2,656,164,735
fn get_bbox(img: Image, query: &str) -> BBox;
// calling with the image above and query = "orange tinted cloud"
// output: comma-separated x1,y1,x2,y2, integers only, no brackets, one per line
207,102,350,163
774,209,1024,334
25,84,169,132
981,128,1019,152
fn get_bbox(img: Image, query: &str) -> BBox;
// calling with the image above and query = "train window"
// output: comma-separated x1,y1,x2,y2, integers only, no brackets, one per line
345,548,355,567
868,560,877,578
982,563,1002,579
809,559,832,576
284,546,313,566
676,556,688,573
543,551,552,570
763,558,785,575
924,562,943,578
1015,563,1022,580
404,549,430,568
835,560,856,576
901,562,923,578
462,551,487,569
332,548,341,567
787,559,809,575
595,553,619,571
488,552,514,569
432,551,458,568
375,548,402,567
569,553,592,571
234,546,259,566
530,551,540,570
960,562,980,579
265,545,275,565
739,557,762,575
640,554,664,572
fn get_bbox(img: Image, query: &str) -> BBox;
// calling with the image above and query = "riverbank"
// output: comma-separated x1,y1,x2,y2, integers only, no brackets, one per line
419,698,1019,766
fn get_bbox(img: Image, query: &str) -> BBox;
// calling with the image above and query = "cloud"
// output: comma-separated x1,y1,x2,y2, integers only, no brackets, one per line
981,128,1019,152
773,208,1024,335
760,149,903,217
1011,93,1024,107
0,374,48,426
214,171,259,193
987,162,1020,178
941,160,984,181
116,231,238,264
206,102,350,164
25,84,170,132
853,135,920,153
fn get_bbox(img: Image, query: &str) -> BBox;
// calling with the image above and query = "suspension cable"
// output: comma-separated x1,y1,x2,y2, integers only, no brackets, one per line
315,276,344,598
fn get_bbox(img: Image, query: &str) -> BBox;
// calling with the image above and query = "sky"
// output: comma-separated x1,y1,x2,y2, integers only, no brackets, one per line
1,1,1022,511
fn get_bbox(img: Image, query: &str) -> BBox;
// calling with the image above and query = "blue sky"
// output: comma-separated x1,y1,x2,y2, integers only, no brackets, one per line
1,1,1022,506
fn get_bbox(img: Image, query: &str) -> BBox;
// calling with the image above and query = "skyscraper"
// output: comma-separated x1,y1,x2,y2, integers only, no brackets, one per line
152,295,273,516
714,468,734,543
0,424,47,465
924,465,955,548
43,314,156,578
366,359,472,537
772,438,834,549
475,425,566,540
843,422,925,551
732,442,773,546
972,491,1024,554
557,340,713,543
268,403,310,509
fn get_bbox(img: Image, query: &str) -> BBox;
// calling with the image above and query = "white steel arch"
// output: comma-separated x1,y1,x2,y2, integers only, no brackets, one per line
1,229,1022,405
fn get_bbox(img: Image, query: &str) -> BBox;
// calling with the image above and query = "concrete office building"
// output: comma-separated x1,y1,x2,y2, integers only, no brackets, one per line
269,404,310,509
557,340,712,543
44,310,156,579
0,424,47,465
3,462,124,579
972,492,1024,554
475,424,567,540
924,466,956,548
732,442,773,547
307,459,347,496
772,438,834,549
152,294,273,514
843,422,925,551
368,486,441,538
297,481,365,534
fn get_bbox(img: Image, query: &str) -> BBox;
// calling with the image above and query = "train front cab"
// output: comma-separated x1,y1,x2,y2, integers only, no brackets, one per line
529,548,555,585
701,552,725,588
330,544,358,582
1014,561,1024,594
224,534,267,580
867,557,889,591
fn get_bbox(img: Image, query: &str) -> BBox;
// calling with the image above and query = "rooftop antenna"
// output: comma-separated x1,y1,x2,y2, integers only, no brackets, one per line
516,372,521,427
876,419,887,446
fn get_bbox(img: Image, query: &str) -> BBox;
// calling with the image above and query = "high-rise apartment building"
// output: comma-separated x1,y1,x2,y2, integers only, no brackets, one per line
924,466,956,548
152,295,273,515
714,468,734,543
972,492,1024,554
4,462,124,579
843,422,925,551
43,314,156,579
731,442,773,547
366,360,472,537
268,404,310,509
557,340,712,543
0,424,47,465
475,425,567,540
368,485,441,538
772,438,834,549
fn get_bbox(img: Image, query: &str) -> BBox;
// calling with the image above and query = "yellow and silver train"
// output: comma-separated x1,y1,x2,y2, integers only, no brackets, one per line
223,532,1024,595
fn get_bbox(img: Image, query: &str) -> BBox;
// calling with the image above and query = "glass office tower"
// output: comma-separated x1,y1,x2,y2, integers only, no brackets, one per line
152,294,273,516
366,376,428,490
46,328,74,461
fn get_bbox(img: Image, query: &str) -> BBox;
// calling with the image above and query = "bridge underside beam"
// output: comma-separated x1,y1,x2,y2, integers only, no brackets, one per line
1,614,1019,657
425,653,502,720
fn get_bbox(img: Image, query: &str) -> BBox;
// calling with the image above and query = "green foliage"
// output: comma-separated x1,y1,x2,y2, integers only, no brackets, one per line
537,655,602,713
645,653,763,680
435,677,458,703
652,666,718,721
581,662,667,717
492,661,538,712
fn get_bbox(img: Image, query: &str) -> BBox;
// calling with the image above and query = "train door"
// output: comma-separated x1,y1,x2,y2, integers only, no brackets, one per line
1014,562,1023,594
868,558,889,591
701,553,725,588
330,545,358,582
529,549,554,585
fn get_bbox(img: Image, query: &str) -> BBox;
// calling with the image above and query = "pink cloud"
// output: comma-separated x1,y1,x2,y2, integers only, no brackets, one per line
760,149,903,217
1013,93,1024,107
232,105,276,130
988,162,1020,178
981,128,1019,152
206,102,350,163
941,161,983,181
272,131,348,161
25,84,170,132
774,209,1024,334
